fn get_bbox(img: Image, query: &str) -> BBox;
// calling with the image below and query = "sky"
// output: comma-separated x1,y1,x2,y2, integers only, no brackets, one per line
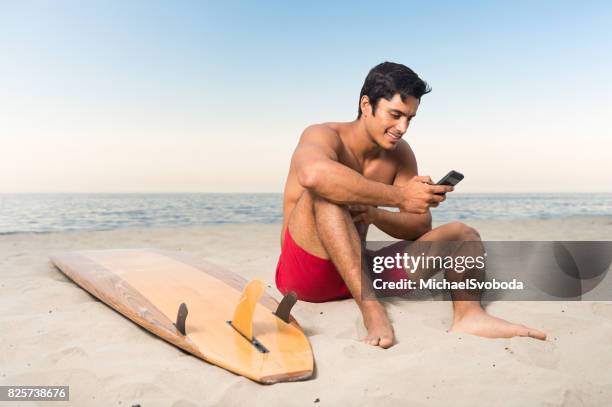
1,1,611,193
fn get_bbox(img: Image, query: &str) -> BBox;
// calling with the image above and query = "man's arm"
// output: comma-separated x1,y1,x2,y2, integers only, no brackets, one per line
370,207,432,240
293,125,401,207
293,125,450,213
369,141,437,240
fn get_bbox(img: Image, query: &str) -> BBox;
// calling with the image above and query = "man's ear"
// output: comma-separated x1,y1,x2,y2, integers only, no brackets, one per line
360,95,373,117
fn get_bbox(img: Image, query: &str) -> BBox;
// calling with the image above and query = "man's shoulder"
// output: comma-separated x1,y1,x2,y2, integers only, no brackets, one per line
389,139,416,160
387,139,418,173
299,123,342,148
301,123,342,139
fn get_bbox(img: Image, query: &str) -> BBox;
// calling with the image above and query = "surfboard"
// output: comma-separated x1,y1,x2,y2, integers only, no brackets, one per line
50,249,314,384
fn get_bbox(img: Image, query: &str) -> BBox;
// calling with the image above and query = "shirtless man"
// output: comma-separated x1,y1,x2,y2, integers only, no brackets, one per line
275,62,546,348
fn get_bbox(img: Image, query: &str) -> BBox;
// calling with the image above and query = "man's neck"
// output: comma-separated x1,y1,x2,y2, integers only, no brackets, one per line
342,119,383,165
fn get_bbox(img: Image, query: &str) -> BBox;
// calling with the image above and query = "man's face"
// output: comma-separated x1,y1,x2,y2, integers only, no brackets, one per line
362,93,419,150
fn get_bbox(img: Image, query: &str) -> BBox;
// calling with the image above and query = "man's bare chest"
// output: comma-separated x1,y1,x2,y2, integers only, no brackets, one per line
337,152,397,185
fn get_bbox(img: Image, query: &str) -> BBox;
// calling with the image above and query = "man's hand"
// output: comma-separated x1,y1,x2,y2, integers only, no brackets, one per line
396,175,453,214
348,204,376,241
348,204,377,225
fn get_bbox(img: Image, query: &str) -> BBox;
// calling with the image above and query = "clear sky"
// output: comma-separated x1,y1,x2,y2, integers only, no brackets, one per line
1,1,611,193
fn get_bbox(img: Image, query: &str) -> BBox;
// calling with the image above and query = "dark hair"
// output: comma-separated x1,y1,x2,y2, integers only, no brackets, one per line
358,62,431,118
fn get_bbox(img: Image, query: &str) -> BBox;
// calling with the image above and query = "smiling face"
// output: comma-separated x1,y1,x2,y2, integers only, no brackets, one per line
360,93,419,150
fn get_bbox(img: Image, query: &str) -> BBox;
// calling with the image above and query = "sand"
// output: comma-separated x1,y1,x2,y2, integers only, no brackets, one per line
1,216,612,406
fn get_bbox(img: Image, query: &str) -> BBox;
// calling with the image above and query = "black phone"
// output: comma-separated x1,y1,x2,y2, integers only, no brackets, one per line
435,170,464,195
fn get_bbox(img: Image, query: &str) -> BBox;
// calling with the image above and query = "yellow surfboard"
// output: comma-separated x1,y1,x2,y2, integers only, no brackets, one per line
50,249,313,384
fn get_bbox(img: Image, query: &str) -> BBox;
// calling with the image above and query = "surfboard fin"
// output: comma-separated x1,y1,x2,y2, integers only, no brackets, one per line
274,291,297,323
175,302,188,335
230,279,264,340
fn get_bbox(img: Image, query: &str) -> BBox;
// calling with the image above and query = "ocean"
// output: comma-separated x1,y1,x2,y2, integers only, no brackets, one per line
1,193,611,234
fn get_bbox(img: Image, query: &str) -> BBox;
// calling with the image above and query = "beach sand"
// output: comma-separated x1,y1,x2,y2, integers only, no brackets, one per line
1,216,612,406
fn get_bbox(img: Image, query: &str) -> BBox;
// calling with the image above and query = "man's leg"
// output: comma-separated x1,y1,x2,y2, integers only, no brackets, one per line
287,190,395,348
416,222,546,340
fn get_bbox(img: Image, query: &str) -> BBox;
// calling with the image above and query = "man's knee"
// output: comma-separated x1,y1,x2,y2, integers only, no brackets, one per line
446,221,481,241
311,191,348,213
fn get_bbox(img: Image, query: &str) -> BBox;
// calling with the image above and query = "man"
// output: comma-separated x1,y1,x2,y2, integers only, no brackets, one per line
275,62,546,348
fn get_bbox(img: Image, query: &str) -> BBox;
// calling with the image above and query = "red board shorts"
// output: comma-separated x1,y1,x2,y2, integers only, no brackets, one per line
275,228,351,303
275,228,410,303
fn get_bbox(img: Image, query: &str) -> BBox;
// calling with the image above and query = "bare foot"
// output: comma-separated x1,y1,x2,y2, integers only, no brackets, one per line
450,307,546,340
361,302,395,348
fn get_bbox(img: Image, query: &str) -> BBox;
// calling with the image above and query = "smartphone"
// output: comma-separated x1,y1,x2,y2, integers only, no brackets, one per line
435,170,464,195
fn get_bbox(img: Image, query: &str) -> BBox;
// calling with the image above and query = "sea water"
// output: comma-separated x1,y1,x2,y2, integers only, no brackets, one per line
1,193,611,234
